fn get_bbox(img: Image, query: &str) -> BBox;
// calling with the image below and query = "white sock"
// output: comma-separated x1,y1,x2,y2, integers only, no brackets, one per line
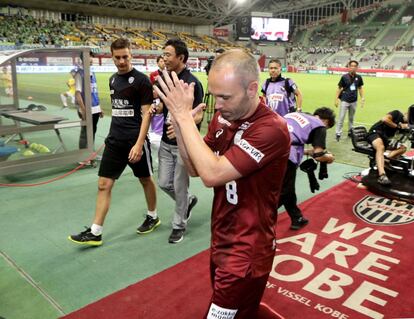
91,224,103,236
147,210,157,219
60,93,67,107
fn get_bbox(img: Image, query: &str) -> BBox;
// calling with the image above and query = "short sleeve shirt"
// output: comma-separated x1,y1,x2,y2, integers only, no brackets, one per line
338,73,363,103
204,102,291,277
108,68,153,141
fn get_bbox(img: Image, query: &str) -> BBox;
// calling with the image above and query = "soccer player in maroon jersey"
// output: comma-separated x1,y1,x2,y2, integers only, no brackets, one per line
155,49,290,319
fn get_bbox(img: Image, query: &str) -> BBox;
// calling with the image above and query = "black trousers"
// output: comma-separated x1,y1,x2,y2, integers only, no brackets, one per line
278,160,303,221
79,112,100,149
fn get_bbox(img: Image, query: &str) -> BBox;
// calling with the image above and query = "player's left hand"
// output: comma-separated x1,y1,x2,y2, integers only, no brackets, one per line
155,70,194,121
128,143,143,163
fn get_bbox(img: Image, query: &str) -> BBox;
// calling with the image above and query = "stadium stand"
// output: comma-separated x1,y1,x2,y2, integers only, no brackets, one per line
351,10,373,24
0,13,240,53
0,15,79,46
386,54,413,70
378,27,408,47
401,4,414,17
371,6,398,23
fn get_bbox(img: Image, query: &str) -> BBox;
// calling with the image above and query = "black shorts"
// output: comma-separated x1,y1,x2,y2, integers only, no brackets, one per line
98,136,153,179
366,132,390,149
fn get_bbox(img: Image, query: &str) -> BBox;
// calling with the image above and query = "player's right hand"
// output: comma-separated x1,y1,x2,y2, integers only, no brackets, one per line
128,143,143,163
166,124,175,139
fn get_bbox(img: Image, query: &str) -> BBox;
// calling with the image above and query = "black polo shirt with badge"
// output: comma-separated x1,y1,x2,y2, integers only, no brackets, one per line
108,68,153,141
338,73,364,103
161,68,204,145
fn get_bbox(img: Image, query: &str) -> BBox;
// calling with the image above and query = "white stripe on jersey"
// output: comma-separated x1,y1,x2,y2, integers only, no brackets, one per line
143,139,153,176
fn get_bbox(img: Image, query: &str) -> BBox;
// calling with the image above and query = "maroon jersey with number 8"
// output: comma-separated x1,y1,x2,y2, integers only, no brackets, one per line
204,102,290,277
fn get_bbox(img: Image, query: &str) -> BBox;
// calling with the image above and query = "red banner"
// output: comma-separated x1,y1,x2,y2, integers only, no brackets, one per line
213,28,229,37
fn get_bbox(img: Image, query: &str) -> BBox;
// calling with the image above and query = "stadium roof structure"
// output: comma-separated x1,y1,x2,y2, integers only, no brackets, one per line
3,0,355,25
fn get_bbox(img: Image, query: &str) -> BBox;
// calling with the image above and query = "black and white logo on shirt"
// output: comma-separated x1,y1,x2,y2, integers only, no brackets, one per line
237,139,264,163
128,76,134,84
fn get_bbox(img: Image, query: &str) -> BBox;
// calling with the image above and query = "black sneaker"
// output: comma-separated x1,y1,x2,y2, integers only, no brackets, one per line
335,134,341,142
68,227,102,246
186,195,198,221
290,217,309,230
78,160,97,168
168,229,185,243
377,174,391,186
137,215,161,234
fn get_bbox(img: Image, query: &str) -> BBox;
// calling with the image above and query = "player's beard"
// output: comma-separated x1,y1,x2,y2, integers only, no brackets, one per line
218,91,250,122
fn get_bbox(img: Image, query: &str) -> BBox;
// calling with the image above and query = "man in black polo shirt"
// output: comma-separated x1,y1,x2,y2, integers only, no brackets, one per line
69,38,159,246
366,110,409,185
334,60,365,141
158,38,204,243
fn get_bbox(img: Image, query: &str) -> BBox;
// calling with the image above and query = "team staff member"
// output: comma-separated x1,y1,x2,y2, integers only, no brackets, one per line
279,108,335,230
366,110,409,186
334,60,365,141
157,38,203,244
69,38,159,246
74,51,103,162
155,49,290,318
261,59,302,116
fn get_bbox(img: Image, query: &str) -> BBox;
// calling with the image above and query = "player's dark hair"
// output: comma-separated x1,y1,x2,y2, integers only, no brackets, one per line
314,107,336,128
268,59,282,66
110,38,131,53
348,60,359,67
163,38,189,63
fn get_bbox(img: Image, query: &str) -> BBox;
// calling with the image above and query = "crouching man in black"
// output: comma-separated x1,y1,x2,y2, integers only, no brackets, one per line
366,110,409,186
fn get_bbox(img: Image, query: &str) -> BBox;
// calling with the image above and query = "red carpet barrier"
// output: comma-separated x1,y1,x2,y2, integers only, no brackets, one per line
61,250,212,319
63,181,414,318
